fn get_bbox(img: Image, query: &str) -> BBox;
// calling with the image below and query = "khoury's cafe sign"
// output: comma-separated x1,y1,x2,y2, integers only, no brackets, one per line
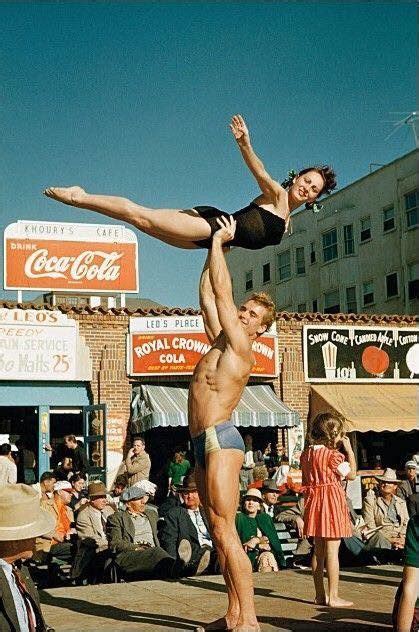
4,220,138,293
303,325,419,383
128,316,279,377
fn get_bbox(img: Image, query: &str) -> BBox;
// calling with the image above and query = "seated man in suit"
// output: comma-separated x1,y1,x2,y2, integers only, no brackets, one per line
71,481,114,583
261,479,282,520
106,486,191,580
158,472,213,575
0,484,55,632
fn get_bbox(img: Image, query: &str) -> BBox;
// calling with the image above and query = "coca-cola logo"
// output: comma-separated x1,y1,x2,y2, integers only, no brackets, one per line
23,249,123,281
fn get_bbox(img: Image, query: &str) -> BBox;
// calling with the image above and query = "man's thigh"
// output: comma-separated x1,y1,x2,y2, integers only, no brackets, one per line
205,449,244,523
117,547,171,575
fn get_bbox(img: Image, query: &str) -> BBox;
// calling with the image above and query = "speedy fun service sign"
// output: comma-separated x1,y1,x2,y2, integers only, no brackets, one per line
4,220,138,293
128,316,279,377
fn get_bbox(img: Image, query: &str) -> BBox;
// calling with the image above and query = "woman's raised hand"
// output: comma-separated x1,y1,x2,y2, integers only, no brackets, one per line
230,114,250,144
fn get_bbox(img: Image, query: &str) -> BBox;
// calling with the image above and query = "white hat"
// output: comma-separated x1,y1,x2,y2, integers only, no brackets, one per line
243,488,263,502
0,484,55,541
375,468,401,484
53,480,73,492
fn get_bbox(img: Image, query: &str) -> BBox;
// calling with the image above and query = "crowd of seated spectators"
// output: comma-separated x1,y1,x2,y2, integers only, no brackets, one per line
2,434,417,592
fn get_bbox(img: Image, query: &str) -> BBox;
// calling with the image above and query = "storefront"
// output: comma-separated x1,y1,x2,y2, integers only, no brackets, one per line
303,324,419,471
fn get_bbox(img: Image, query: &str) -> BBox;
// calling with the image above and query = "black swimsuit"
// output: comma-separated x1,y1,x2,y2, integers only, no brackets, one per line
192,202,286,250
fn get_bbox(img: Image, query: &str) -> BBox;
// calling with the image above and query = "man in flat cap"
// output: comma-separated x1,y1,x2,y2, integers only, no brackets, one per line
0,483,55,631
397,460,418,503
106,486,191,580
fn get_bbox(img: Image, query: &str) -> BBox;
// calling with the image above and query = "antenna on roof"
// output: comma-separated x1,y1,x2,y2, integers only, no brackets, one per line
384,111,418,146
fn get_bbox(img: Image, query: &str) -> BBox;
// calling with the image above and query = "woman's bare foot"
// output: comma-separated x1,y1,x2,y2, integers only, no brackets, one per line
328,597,353,608
43,186,86,207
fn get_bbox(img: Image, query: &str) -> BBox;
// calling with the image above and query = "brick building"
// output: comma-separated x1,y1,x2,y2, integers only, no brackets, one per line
0,302,417,488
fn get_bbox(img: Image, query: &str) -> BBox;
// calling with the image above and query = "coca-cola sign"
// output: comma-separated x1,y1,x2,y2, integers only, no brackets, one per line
4,220,139,292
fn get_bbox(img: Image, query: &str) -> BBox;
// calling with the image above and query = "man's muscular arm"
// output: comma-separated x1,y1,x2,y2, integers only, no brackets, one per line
209,217,249,354
199,251,221,344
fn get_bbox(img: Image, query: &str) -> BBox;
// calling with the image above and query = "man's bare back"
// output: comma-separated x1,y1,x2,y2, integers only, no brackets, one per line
188,333,253,438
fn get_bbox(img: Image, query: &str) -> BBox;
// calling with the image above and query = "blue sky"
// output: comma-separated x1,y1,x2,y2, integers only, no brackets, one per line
0,2,415,307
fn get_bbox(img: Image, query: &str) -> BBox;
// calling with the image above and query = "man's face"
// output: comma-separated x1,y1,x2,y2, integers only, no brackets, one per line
181,490,200,510
132,440,145,455
62,457,73,470
113,484,125,496
127,495,148,513
406,467,416,482
237,300,268,339
379,481,397,497
90,496,107,511
43,477,56,493
263,491,279,507
64,438,76,449
57,489,72,505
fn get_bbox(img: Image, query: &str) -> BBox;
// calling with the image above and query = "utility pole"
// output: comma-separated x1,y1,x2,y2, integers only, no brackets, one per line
385,111,418,146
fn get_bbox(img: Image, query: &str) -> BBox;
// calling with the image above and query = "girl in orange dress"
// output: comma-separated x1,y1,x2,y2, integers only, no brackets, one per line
300,412,357,608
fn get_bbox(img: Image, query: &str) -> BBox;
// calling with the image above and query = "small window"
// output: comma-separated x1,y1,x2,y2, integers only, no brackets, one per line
296,247,306,275
262,262,271,284
245,270,253,291
360,217,371,242
277,250,291,281
324,289,340,314
405,190,418,228
363,281,374,306
312,299,318,312
343,224,354,255
322,229,338,263
386,272,399,299
345,286,357,313
408,262,419,300
310,242,316,264
297,302,306,312
383,206,395,232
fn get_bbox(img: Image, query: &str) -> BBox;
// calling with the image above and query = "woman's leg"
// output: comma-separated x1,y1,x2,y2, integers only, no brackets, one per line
325,539,353,608
44,186,212,244
312,537,327,605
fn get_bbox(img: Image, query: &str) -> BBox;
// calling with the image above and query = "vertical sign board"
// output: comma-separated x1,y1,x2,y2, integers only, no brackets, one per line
4,220,139,293
128,316,279,377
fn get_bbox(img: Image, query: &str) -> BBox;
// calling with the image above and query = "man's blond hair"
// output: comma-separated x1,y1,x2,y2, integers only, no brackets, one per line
248,292,276,330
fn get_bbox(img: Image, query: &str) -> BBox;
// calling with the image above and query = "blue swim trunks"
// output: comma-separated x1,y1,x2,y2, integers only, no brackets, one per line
191,420,245,470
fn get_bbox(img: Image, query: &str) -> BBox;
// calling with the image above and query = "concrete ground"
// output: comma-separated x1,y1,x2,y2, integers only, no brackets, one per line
39,565,400,632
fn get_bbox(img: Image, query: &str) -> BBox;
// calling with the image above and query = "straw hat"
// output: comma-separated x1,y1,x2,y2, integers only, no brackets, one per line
375,468,401,484
243,488,263,502
0,484,55,541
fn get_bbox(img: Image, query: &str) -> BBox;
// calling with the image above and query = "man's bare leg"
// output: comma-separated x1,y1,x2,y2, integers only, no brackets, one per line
204,449,259,632
195,465,240,631
43,186,212,243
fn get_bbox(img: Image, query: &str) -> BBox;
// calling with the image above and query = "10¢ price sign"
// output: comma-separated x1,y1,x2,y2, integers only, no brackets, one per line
0,308,92,381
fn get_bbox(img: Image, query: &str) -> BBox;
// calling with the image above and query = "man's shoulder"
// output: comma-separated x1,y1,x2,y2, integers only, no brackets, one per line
108,509,127,524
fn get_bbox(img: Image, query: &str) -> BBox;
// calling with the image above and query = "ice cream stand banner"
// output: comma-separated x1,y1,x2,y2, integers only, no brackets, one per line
303,325,419,383
4,220,138,292
129,316,279,377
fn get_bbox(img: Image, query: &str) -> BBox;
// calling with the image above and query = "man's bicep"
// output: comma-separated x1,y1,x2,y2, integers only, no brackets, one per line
201,303,222,343
215,298,249,353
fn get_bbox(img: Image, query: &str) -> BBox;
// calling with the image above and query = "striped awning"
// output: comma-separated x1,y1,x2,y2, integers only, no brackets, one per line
131,383,300,432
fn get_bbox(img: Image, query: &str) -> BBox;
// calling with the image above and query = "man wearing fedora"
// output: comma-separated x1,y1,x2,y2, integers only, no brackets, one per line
106,486,191,580
71,481,114,583
362,468,409,554
260,479,282,520
0,483,56,631
397,460,418,502
158,472,214,575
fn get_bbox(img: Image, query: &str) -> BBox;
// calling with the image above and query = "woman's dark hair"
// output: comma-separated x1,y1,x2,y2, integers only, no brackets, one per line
70,473,85,486
281,165,337,207
309,412,346,449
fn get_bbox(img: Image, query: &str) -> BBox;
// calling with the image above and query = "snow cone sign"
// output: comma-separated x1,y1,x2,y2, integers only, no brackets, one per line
4,220,138,292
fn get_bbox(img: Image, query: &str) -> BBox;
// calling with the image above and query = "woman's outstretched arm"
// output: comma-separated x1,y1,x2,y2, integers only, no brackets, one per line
230,114,285,203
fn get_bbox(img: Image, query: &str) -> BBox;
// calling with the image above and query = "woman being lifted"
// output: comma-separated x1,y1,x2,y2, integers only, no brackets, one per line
44,115,336,251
